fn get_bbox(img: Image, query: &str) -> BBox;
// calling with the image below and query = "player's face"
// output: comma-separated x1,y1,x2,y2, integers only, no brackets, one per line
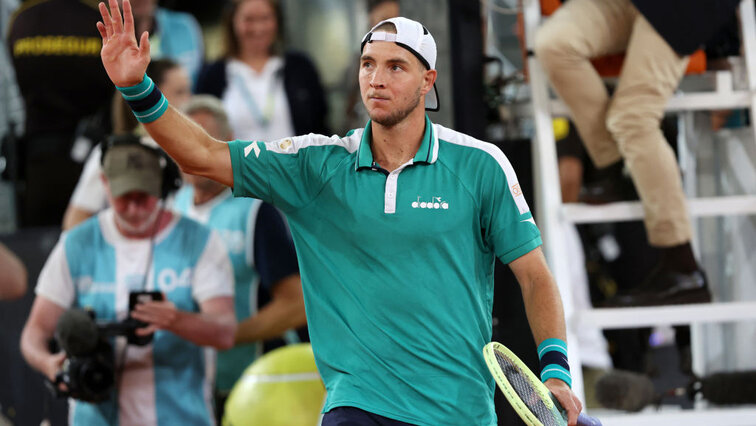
359,41,435,127
111,190,161,234
159,67,191,109
234,0,278,55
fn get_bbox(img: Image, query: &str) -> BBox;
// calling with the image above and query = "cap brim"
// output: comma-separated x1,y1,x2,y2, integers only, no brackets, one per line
425,82,440,112
107,172,162,199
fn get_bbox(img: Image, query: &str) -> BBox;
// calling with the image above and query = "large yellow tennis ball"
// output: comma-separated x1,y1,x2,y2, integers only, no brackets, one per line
223,343,326,426
552,117,570,141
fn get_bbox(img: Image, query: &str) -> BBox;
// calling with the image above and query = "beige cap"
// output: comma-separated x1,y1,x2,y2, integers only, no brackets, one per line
102,145,162,198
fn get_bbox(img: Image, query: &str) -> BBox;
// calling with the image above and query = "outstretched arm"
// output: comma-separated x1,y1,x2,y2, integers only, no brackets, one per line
97,0,232,187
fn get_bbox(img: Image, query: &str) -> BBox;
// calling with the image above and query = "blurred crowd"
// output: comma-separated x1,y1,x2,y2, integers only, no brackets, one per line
0,0,750,424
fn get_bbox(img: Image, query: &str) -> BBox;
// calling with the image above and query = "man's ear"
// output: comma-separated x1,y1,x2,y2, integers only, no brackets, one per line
421,69,437,96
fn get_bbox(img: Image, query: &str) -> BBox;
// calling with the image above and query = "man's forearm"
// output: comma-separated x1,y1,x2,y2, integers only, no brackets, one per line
235,298,307,344
168,310,237,350
520,270,568,345
20,325,56,378
141,106,234,187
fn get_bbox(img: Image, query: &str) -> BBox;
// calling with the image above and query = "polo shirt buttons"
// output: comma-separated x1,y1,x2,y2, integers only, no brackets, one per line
384,173,400,214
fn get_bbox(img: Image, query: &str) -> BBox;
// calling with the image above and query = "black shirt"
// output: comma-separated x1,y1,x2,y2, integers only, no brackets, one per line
8,0,114,139
632,0,740,55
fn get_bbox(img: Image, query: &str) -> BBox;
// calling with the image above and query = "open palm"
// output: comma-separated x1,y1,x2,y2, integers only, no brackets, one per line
97,0,150,87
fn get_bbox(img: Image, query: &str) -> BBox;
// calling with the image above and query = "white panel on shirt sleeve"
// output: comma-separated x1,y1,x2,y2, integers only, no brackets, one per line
192,230,235,303
436,125,531,215
35,238,76,309
69,146,109,212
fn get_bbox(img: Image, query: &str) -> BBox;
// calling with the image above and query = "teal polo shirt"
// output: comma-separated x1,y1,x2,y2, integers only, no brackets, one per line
228,116,542,426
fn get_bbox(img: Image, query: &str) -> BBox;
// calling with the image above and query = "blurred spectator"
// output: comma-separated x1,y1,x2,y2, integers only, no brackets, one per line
0,241,26,300
63,59,190,230
534,0,739,306
343,0,400,132
174,95,306,423
7,0,114,227
20,136,235,426
129,0,205,85
195,0,329,141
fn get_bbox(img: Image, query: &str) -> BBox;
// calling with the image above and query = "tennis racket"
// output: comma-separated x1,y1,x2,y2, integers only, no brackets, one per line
483,342,602,426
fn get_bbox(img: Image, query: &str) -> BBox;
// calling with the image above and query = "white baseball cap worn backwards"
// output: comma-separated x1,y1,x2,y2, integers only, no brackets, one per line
361,16,440,111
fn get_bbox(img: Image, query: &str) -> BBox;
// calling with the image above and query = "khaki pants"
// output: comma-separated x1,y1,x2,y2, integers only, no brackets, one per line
534,0,691,247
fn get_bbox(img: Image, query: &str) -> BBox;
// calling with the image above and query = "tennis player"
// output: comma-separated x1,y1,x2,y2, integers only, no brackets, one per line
96,1,582,424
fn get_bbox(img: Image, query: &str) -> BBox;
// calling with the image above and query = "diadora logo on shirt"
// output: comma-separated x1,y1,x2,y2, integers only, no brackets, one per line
411,196,449,210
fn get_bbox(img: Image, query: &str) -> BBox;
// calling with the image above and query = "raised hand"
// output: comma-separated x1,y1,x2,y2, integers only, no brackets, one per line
96,0,150,87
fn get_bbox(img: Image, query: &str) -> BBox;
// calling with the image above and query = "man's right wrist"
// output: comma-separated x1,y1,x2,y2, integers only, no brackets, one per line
116,74,169,123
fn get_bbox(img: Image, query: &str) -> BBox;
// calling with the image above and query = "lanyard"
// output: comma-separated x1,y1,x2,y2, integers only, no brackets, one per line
232,65,281,130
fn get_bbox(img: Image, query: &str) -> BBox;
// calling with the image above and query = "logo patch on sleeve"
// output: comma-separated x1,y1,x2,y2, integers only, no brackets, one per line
511,183,522,197
278,139,293,151
244,142,261,158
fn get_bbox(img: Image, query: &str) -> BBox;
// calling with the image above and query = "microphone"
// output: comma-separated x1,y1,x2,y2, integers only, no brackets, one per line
595,370,656,412
55,309,99,357
699,371,756,405
596,369,756,411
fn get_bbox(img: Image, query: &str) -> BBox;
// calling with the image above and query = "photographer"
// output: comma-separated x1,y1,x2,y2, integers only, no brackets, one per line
20,138,236,425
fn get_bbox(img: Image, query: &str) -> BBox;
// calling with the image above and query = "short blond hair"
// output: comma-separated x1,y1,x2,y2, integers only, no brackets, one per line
182,95,233,140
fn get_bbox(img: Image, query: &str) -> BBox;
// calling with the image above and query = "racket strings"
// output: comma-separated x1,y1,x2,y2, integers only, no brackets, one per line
494,350,563,426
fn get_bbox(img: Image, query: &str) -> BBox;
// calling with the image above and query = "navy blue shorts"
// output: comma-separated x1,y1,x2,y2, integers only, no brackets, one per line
321,406,416,426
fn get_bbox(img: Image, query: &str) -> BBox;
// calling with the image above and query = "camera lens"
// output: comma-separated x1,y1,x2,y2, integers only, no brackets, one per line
81,360,115,396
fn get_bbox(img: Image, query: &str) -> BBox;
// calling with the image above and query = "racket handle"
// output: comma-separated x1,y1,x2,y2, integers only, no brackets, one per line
577,412,602,426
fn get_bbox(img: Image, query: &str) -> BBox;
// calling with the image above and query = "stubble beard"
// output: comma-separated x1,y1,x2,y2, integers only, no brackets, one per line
369,88,422,128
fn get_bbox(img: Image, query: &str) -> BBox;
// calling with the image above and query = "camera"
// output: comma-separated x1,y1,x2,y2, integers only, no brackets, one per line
49,291,163,402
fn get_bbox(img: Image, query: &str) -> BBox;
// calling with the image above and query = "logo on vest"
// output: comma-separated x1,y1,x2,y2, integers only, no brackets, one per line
411,196,449,210
157,268,192,293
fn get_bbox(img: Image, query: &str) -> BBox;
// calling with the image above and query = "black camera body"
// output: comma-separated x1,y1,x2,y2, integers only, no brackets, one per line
52,337,116,403
51,292,163,402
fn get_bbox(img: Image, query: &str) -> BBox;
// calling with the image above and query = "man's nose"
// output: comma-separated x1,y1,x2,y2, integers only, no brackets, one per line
370,67,385,88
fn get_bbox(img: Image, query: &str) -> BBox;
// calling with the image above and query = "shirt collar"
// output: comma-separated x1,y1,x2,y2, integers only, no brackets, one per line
355,115,437,171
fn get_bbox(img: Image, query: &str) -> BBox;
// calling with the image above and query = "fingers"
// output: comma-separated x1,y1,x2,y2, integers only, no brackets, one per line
108,0,124,33
96,21,108,43
98,2,113,39
138,31,150,58
135,325,158,336
132,301,176,328
122,0,135,37
573,394,583,413
562,393,579,426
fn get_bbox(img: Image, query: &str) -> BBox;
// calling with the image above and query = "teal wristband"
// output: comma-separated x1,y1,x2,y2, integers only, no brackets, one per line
116,74,169,123
537,338,568,358
538,338,572,388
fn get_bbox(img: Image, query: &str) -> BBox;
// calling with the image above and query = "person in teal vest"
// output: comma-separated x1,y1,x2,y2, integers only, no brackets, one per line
97,2,582,424
20,137,236,426
172,95,305,423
